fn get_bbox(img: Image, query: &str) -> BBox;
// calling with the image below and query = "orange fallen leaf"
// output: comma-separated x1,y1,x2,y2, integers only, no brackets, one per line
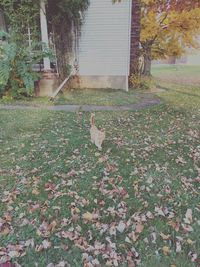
187,239,194,245
32,188,40,195
162,246,170,255
82,212,93,221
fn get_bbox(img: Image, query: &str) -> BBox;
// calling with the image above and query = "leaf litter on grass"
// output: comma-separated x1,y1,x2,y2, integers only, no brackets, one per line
0,107,199,266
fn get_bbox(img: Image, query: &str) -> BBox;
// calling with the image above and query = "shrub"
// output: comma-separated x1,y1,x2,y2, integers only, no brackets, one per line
129,74,156,90
0,31,51,98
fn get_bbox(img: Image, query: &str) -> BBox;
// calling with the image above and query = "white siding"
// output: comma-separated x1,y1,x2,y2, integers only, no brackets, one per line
78,0,131,76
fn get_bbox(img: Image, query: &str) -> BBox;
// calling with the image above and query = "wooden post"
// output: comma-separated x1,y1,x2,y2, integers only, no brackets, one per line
40,0,51,71
0,9,6,32
38,0,59,97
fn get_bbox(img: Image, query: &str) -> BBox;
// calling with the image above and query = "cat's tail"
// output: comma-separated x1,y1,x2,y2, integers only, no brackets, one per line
90,113,95,126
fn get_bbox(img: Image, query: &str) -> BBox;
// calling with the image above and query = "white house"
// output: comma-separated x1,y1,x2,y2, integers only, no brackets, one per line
0,0,133,95
77,0,132,91
43,0,132,93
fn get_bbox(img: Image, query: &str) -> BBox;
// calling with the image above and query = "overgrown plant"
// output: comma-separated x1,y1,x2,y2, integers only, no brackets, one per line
0,31,50,98
1,0,89,81
0,0,41,44
47,0,89,79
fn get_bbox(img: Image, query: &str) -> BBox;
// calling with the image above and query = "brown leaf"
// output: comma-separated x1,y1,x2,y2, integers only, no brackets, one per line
162,246,170,255
82,212,93,221
160,232,171,240
135,223,144,234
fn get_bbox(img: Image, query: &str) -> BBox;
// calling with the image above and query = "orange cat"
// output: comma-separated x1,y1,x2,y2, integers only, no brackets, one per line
90,113,105,150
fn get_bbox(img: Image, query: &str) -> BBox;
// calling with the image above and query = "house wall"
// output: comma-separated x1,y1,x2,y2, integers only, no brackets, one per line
77,0,131,90
186,50,200,65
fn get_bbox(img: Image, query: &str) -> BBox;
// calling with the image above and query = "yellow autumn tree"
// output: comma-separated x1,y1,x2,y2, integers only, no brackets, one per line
140,0,200,75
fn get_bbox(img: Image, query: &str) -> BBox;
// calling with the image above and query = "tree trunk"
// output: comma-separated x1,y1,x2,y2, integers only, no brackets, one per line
0,8,7,32
142,46,152,76
130,0,141,80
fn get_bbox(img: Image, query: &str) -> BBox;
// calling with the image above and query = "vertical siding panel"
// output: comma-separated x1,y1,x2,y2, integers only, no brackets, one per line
78,0,131,76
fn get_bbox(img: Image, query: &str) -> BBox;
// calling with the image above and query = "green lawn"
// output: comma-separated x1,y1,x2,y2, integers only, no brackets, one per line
155,82,200,114
0,88,140,106
152,64,200,114
152,65,200,86
152,64,200,77
57,88,140,106
0,84,200,266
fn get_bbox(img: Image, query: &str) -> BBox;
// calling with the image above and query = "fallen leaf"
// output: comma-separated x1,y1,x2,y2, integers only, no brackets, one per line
186,239,194,245
82,212,93,221
150,232,157,244
182,224,193,233
168,220,180,231
188,251,197,262
1,262,15,267
160,233,170,240
8,251,20,258
155,206,165,217
117,221,126,233
42,240,51,249
176,156,186,164
176,241,182,253
146,211,154,219
162,246,170,255
32,188,40,195
56,261,67,267
128,231,137,242
125,237,132,243
184,209,193,224
135,223,144,234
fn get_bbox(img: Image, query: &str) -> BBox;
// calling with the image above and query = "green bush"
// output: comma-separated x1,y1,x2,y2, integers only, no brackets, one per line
0,31,51,98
